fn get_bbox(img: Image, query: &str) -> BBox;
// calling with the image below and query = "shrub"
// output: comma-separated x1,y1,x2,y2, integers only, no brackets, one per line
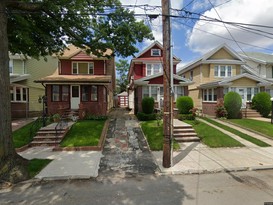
252,92,271,117
142,97,155,114
215,98,228,118
224,92,242,119
137,112,157,121
176,96,194,114
177,114,195,121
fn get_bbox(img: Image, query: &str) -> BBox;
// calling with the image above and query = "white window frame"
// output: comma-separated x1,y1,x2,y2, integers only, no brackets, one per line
72,62,94,74
214,65,232,77
151,49,161,56
203,88,217,102
9,60,13,73
145,63,162,76
10,86,28,102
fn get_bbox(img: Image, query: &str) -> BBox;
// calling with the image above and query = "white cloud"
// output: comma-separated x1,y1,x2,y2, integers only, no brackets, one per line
187,0,273,54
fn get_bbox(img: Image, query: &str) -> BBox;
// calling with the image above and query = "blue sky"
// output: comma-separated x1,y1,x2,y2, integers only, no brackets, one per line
120,0,273,69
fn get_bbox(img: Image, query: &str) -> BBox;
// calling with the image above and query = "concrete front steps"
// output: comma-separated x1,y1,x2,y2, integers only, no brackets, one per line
30,124,69,147
173,119,200,143
241,108,262,118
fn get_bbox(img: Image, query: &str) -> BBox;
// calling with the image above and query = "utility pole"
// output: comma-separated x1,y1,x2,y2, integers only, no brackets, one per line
162,0,172,168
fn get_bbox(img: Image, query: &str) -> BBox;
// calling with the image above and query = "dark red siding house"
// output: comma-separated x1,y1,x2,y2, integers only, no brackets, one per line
35,45,115,118
127,41,192,114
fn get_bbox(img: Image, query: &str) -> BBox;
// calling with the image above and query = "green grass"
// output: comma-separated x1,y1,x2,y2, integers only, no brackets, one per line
12,119,44,148
28,158,52,178
228,119,273,138
60,120,105,147
185,120,244,148
203,118,270,147
140,120,180,151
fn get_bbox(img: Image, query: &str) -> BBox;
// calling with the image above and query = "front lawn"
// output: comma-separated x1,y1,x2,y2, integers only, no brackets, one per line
185,120,244,148
203,118,270,147
228,119,273,138
60,120,105,147
28,158,52,178
12,119,44,148
140,120,180,151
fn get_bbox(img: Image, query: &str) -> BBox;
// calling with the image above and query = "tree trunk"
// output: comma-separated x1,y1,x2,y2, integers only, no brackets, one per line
0,2,29,183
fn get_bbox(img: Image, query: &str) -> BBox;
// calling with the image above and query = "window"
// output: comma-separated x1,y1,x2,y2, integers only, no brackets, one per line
52,85,69,102
146,63,162,76
151,86,157,99
52,85,60,101
247,88,252,101
81,86,89,102
62,85,69,101
203,88,217,102
151,49,161,56
190,71,193,80
10,86,27,102
9,60,13,73
72,62,94,74
142,86,149,98
176,87,184,99
91,86,98,101
214,65,232,77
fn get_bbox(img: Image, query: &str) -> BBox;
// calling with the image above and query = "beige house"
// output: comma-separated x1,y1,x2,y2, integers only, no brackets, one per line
9,54,58,118
177,44,271,116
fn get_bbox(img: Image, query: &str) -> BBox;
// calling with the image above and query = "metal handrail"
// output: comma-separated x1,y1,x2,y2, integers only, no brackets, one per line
55,113,68,143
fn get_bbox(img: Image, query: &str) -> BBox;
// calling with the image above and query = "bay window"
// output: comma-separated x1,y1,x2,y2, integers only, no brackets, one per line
10,86,27,102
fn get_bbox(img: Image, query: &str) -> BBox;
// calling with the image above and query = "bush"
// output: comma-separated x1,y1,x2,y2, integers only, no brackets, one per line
142,97,155,114
177,114,195,121
252,92,271,117
137,112,157,121
224,92,242,119
176,96,194,114
215,98,228,118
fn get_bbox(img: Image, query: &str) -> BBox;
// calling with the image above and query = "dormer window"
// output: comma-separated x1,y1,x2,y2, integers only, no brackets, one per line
151,49,161,56
72,62,94,74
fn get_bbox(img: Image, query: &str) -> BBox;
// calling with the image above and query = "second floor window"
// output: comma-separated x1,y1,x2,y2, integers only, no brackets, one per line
72,62,94,74
146,63,162,76
214,65,232,77
151,49,161,56
9,60,13,73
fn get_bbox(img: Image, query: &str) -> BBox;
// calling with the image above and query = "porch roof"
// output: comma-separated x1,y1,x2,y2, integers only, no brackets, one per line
199,73,272,89
35,69,111,84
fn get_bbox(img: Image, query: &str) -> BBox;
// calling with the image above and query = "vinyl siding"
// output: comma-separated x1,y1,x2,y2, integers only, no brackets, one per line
13,59,24,74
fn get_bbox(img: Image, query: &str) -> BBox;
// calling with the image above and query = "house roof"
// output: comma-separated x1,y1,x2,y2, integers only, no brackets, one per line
177,44,245,75
240,52,273,64
134,72,193,86
58,45,112,60
199,73,271,88
35,69,111,84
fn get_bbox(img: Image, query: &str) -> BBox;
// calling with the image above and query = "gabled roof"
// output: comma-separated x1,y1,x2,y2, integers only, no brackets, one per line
134,41,180,61
177,44,245,75
58,45,112,60
239,52,273,64
35,68,111,84
199,73,271,88
134,72,193,86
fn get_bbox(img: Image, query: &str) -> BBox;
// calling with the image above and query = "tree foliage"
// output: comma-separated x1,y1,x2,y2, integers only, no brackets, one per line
0,0,153,183
116,59,129,93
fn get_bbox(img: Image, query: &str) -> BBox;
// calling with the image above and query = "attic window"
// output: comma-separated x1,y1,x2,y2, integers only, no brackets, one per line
151,49,161,56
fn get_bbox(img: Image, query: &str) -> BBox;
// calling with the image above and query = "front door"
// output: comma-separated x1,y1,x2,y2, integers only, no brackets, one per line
71,85,80,109
237,88,247,108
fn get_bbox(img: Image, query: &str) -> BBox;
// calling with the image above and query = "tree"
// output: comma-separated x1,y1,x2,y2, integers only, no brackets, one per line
116,59,129,93
0,0,153,183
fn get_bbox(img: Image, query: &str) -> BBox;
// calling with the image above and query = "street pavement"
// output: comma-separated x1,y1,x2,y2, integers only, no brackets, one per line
15,108,273,180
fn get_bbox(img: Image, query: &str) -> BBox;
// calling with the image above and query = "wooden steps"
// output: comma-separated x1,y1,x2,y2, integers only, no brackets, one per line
173,119,200,143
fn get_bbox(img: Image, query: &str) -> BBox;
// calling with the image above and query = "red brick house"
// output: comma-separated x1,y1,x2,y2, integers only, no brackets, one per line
35,45,115,117
128,41,192,114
